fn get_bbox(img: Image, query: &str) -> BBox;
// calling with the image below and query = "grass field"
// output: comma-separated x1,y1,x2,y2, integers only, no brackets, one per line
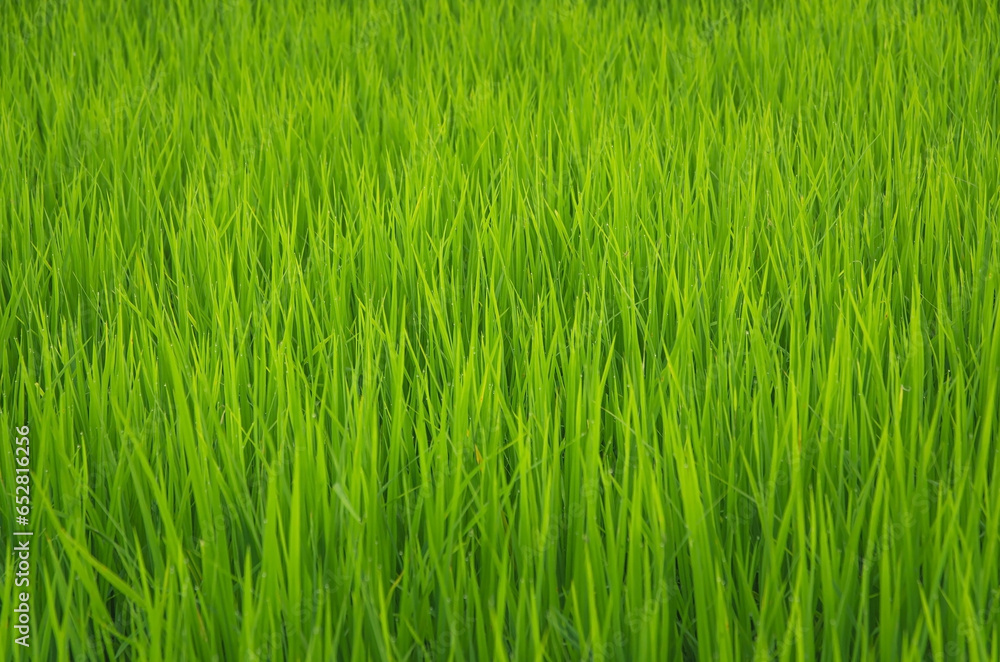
2,0,1000,659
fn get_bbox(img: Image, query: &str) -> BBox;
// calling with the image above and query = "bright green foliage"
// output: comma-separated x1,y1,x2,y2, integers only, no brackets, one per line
2,0,999,660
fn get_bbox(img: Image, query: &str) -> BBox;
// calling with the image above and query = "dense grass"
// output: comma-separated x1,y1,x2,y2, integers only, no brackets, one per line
2,0,999,659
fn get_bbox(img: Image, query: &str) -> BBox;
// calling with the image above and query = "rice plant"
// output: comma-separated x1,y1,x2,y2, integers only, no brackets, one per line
1,0,999,659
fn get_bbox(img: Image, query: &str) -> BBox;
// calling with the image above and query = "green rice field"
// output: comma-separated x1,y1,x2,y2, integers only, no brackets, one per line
2,0,999,659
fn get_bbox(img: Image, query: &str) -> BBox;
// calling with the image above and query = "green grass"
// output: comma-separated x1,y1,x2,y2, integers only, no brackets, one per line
2,0,999,659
